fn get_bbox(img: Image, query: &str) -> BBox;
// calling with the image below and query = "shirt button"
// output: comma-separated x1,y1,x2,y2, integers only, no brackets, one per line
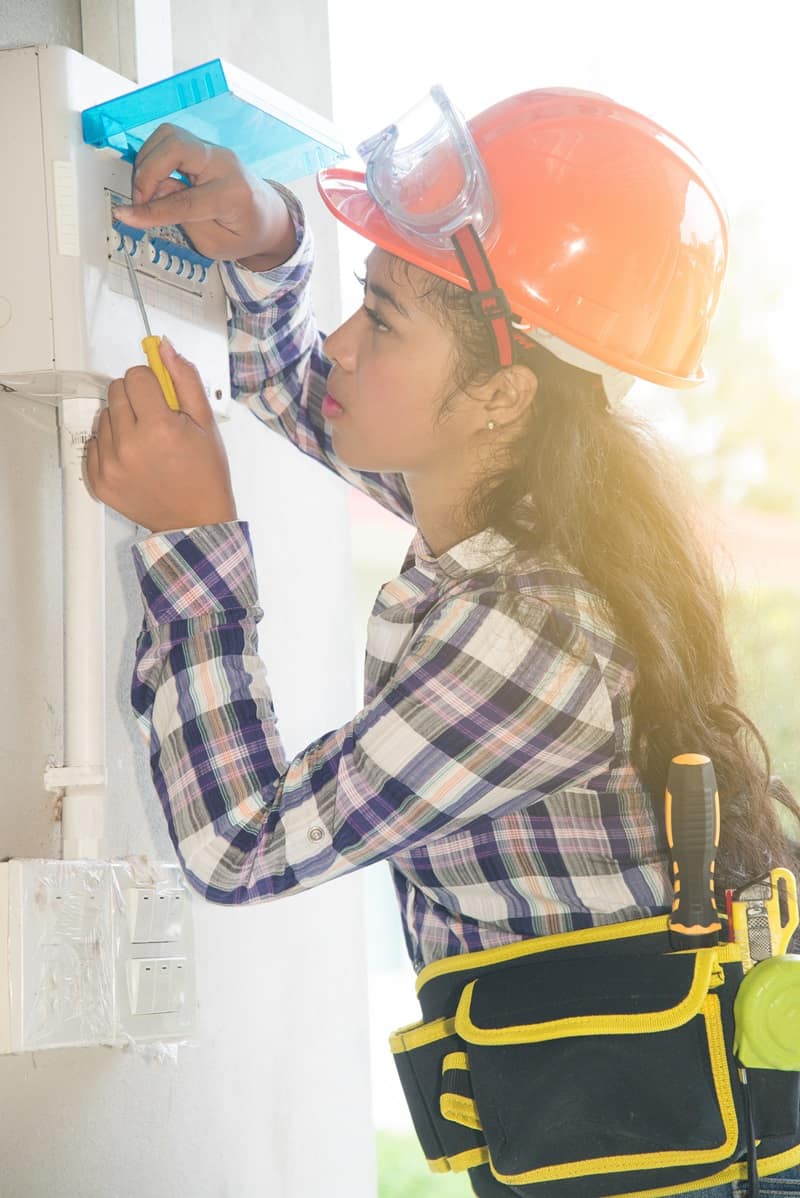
308,826,325,843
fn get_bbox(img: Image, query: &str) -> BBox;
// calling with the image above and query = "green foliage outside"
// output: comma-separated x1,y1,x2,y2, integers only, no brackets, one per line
676,208,800,514
726,587,800,825
377,1129,473,1198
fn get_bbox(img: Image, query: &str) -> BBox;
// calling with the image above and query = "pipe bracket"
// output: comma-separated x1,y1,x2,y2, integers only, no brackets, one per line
44,765,107,792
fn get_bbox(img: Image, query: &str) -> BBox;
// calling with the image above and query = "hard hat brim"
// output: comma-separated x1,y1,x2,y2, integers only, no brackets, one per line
316,165,707,390
317,165,471,290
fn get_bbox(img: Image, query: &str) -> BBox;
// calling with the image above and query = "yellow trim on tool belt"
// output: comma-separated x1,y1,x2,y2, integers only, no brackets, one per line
429,1142,800,1188
440,1092,483,1130
442,1051,469,1072
601,1142,800,1198
455,948,715,1045
394,921,799,1189
427,1147,491,1173
389,1015,456,1054
416,914,671,995
479,996,738,1185
440,1051,482,1130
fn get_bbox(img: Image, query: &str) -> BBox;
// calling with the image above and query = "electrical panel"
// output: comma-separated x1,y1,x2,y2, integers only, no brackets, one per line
0,859,196,1053
0,45,344,415
0,45,231,417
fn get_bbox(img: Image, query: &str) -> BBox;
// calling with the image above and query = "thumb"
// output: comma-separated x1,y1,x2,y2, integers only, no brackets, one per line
159,338,214,424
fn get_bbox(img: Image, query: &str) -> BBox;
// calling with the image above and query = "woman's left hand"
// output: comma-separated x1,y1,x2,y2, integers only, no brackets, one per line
84,340,238,534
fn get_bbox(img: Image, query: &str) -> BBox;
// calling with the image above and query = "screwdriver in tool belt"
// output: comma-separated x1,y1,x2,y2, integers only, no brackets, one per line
665,753,722,949
122,245,180,411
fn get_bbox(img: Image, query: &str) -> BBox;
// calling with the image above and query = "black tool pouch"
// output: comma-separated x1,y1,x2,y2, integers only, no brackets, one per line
390,917,800,1198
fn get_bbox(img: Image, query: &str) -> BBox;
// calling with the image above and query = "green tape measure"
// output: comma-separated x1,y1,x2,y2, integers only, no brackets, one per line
734,955,800,1070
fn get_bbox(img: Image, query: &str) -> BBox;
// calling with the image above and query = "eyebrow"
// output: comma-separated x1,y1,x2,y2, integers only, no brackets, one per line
365,277,410,320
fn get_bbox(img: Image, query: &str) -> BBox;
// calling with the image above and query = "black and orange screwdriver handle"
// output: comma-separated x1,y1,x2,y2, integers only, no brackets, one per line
665,753,721,949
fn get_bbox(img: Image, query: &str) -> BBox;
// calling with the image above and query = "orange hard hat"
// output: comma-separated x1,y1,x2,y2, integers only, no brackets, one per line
317,88,728,389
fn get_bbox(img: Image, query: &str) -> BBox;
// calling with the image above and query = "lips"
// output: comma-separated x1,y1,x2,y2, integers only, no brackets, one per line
322,393,345,419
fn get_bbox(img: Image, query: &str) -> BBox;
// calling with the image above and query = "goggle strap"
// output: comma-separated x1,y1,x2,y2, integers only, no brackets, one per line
451,225,514,368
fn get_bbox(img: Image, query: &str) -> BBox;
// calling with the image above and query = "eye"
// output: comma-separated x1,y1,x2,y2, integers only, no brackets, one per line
353,270,392,333
362,304,392,333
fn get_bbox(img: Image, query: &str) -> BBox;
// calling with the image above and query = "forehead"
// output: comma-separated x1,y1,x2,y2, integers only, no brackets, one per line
365,247,445,318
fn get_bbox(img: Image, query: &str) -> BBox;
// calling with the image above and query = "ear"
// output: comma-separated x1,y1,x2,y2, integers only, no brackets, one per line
482,364,538,428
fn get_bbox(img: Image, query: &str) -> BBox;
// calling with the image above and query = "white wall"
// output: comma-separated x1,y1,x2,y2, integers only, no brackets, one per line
0,3,376,1196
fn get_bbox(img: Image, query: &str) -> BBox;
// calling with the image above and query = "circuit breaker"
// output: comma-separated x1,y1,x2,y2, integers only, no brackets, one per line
0,858,196,1053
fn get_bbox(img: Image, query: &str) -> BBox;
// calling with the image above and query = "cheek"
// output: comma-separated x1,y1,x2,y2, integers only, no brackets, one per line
357,376,439,443
358,342,452,416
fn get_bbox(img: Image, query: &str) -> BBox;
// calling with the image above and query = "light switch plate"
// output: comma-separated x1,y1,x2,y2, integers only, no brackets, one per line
125,887,184,944
0,858,196,1054
127,957,187,1015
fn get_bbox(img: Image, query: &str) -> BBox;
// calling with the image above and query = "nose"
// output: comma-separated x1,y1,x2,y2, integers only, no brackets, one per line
324,307,360,372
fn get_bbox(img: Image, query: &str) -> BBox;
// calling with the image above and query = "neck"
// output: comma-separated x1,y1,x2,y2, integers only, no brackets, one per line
404,472,475,558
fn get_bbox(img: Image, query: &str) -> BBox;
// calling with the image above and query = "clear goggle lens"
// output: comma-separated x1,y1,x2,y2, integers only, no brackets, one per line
356,85,496,252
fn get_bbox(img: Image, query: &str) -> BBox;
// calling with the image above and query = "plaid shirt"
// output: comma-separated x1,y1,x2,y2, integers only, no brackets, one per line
131,193,672,972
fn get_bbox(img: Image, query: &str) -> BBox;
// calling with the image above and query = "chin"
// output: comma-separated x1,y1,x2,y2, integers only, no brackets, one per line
329,431,403,473
339,452,402,471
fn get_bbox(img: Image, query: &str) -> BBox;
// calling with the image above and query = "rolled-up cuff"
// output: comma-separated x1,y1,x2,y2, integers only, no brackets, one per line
219,183,312,309
131,520,261,625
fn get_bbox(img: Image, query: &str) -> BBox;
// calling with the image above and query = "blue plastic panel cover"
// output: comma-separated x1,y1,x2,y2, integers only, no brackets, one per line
82,58,346,182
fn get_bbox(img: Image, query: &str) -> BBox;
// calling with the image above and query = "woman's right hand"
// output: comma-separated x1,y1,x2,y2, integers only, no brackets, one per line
112,122,298,270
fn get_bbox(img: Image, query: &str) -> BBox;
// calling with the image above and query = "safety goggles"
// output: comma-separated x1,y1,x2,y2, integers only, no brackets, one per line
356,85,496,254
357,86,514,367
355,87,635,400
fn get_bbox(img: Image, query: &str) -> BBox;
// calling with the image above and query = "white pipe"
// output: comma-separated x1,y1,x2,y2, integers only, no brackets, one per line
56,396,106,860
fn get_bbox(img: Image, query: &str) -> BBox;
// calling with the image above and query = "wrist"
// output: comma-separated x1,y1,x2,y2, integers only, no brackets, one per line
236,184,298,271
147,511,238,535
236,250,289,272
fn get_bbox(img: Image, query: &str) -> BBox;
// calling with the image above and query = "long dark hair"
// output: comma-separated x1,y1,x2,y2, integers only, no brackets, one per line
391,255,800,908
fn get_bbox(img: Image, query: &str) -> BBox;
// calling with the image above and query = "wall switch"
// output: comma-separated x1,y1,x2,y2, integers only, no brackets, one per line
114,863,195,1045
0,858,196,1054
125,888,184,943
127,957,187,1015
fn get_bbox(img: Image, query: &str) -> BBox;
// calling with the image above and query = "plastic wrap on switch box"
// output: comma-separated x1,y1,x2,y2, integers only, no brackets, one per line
18,861,114,1051
0,858,197,1054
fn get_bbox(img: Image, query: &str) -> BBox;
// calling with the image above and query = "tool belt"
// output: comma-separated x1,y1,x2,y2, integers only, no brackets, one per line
390,916,800,1198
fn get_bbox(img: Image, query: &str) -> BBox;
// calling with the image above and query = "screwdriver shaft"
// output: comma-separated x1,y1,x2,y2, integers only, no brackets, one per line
123,245,152,338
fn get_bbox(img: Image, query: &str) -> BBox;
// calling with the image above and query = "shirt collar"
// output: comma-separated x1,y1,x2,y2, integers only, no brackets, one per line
411,498,536,580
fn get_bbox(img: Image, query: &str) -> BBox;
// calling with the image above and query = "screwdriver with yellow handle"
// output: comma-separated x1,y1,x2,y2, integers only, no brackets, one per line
122,245,180,411
665,753,722,949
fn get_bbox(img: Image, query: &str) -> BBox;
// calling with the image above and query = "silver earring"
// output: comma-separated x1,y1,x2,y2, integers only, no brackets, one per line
487,420,496,431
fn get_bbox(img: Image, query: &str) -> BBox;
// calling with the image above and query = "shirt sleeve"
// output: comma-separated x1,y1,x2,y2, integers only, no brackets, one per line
130,521,617,905
219,183,414,524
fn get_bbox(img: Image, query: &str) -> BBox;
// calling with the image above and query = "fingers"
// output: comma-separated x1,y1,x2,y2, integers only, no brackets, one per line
132,124,212,204
112,124,211,228
105,375,138,446
130,123,175,200
114,176,231,232
118,365,174,421
84,364,175,500
132,126,236,204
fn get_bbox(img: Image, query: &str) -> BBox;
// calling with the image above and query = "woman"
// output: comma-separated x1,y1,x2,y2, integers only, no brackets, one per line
88,88,800,1197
